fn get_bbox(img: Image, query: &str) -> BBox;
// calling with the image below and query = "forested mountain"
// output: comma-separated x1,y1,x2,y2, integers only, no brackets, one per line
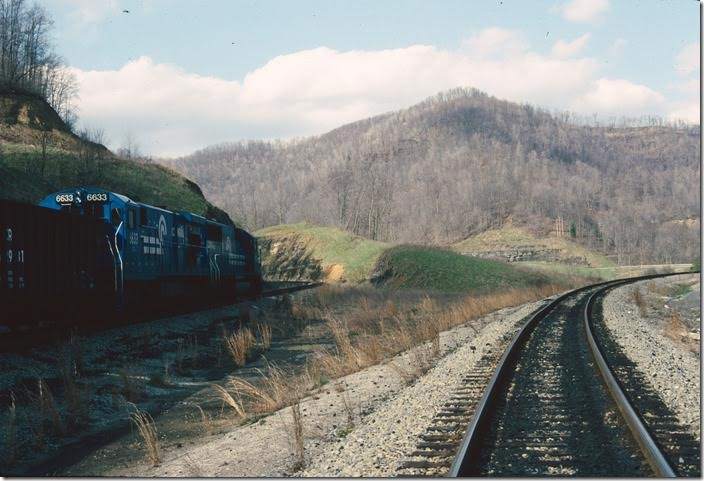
163,88,700,264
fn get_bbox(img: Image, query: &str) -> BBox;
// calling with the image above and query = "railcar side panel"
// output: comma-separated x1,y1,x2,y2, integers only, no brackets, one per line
0,199,112,331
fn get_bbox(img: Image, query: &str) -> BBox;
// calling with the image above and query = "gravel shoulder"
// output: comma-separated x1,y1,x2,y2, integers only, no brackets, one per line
82,298,548,477
602,274,700,438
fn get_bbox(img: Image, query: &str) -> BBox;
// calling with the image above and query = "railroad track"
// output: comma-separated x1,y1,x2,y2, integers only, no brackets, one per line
261,280,323,297
398,274,700,477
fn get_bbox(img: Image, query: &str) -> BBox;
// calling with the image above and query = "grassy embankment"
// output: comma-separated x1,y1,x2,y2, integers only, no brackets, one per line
373,244,553,292
0,93,229,222
256,222,389,283
257,222,590,291
452,224,616,280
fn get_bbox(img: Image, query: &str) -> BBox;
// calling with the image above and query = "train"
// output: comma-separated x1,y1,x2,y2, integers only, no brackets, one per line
0,187,262,332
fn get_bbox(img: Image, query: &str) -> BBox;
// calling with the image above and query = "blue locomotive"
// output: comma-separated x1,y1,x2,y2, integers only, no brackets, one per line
34,186,262,310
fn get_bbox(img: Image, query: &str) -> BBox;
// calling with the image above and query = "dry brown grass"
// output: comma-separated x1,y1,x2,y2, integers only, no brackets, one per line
211,383,246,418
340,389,355,427
256,323,273,350
663,310,698,352
189,403,213,435
61,360,88,429
224,328,256,367
305,284,562,385
388,360,416,385
664,311,687,338
4,392,16,465
227,364,307,415
631,288,648,317
217,284,564,424
288,401,305,471
130,407,161,467
37,379,63,438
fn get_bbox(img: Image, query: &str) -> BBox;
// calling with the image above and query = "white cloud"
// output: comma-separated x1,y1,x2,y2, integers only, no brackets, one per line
558,0,609,23
675,42,699,76
668,43,700,123
571,78,665,116
668,102,699,124
461,27,528,58
69,28,677,156
552,33,591,58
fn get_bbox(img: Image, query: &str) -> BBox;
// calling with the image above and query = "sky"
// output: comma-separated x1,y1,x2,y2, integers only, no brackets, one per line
42,0,700,157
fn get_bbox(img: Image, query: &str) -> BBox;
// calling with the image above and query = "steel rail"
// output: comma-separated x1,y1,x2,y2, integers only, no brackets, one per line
448,271,695,477
584,282,676,477
447,281,610,476
261,281,323,297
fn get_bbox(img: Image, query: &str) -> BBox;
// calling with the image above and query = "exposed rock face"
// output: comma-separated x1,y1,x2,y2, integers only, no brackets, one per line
258,235,324,282
0,91,109,154
0,90,68,131
459,247,588,264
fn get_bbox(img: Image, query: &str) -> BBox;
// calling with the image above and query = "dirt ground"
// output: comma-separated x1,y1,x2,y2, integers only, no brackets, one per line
0,285,467,476
64,298,546,477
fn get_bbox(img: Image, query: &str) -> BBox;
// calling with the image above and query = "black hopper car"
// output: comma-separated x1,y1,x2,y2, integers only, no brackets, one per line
0,187,262,332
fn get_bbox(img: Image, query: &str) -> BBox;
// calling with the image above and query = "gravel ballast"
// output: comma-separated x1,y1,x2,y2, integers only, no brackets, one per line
601,275,700,438
299,300,543,477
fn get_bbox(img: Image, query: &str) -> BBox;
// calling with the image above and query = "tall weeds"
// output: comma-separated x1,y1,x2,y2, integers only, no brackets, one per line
212,383,246,418
631,288,648,317
310,285,562,382
288,402,305,471
227,365,302,414
256,323,273,350
224,328,256,367
4,392,16,465
130,407,161,467
215,284,563,424
37,379,63,438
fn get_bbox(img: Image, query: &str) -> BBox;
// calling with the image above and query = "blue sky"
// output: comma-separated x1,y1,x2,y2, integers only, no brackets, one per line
43,0,700,156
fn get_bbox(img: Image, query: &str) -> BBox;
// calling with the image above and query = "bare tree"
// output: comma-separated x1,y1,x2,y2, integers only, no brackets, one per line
163,88,700,264
0,0,77,125
38,121,50,176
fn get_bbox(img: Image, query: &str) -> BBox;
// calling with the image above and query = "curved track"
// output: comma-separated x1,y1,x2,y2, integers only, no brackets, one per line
446,274,699,477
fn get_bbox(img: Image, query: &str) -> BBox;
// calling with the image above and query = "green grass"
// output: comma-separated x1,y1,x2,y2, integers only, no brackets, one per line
670,283,693,298
373,245,553,293
0,142,231,223
256,222,389,283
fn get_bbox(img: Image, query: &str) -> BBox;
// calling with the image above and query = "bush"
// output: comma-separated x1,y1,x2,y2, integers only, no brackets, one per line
691,257,701,272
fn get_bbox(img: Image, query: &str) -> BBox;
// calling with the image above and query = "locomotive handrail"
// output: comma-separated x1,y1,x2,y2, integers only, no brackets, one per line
113,221,124,308
105,236,116,292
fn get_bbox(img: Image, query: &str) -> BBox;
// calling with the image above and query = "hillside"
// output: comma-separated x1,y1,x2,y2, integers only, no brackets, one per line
257,222,581,293
256,222,389,283
164,88,700,265
371,245,553,293
0,92,232,224
452,224,613,267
